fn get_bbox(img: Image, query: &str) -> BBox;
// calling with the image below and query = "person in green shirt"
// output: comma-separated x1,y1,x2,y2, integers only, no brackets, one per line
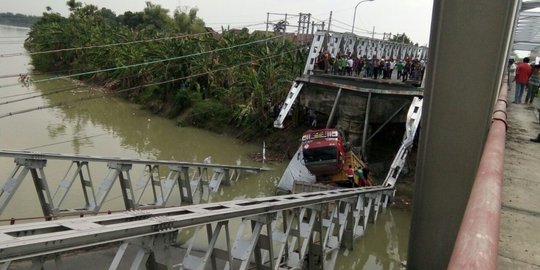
526,65,540,104
396,60,404,80
355,167,364,187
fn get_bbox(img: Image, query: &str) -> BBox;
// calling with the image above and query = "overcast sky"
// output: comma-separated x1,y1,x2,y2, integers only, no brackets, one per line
1,0,434,45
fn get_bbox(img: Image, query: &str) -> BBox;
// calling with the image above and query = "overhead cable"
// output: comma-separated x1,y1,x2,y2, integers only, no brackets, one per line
0,32,212,58
0,35,284,89
0,46,304,119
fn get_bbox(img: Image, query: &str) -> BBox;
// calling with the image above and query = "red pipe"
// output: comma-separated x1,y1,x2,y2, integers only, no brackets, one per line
448,87,507,269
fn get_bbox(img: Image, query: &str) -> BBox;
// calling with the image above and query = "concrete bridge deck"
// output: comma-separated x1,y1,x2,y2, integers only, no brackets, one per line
298,72,423,96
498,92,540,268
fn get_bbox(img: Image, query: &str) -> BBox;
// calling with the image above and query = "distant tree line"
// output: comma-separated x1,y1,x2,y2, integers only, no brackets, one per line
25,1,307,139
0,12,41,27
389,33,418,46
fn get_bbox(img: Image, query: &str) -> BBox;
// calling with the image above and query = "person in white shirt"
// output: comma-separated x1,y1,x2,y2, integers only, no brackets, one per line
508,59,516,91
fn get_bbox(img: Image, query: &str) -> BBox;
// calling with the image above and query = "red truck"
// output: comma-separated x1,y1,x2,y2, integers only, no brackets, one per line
301,128,347,176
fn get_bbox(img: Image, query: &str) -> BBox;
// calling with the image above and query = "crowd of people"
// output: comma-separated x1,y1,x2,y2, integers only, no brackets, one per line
510,57,540,105
315,49,426,82
508,57,540,143
346,164,372,188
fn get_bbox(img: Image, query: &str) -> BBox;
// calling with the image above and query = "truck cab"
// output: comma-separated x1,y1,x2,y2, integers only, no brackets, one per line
301,128,346,176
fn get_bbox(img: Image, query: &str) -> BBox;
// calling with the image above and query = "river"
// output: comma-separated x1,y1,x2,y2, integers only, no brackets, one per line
0,25,409,269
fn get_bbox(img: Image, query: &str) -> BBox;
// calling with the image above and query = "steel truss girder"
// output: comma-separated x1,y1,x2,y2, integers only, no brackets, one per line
383,97,423,187
0,187,393,269
273,81,304,129
109,230,178,270
0,151,254,218
304,31,428,69
52,161,96,213
182,221,233,270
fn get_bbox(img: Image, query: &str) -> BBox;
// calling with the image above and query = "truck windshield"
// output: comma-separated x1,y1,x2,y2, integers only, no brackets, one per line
303,147,338,163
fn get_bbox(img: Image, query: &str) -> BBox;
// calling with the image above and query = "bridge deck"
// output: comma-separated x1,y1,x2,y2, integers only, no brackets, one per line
297,72,424,96
498,95,540,268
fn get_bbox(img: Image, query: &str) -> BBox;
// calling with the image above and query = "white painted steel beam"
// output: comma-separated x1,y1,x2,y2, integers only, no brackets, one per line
0,187,393,269
0,150,265,172
273,82,304,129
0,151,265,218
383,97,423,187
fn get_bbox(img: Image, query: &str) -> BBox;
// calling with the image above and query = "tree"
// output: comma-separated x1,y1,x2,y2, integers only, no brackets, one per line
66,0,82,11
389,33,413,44
173,7,206,33
273,20,287,33
141,2,174,32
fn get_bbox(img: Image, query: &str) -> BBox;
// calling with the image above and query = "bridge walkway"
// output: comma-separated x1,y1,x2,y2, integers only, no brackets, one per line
498,92,540,268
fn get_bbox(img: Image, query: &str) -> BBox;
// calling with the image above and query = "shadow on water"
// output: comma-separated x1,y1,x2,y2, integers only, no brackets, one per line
336,209,411,269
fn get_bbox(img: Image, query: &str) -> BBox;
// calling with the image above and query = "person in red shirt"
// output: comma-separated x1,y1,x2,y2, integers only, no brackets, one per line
514,57,533,104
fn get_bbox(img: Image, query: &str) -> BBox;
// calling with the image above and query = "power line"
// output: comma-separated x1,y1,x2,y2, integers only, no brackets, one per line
23,133,109,150
0,35,284,89
0,20,287,59
331,24,354,33
0,36,27,39
0,46,304,119
0,32,212,58
0,85,81,105
205,20,263,25
0,63,174,104
331,18,354,29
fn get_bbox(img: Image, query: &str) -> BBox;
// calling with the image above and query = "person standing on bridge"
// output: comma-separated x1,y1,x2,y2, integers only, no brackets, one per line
323,49,330,73
514,57,533,104
525,64,540,104
508,59,516,92
362,165,372,186
396,60,404,80
355,166,364,187
347,165,355,188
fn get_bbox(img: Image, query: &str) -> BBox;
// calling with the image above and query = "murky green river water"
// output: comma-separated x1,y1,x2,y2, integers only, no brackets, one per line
0,25,409,269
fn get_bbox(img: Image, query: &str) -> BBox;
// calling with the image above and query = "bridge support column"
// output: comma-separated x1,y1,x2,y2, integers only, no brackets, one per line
134,164,162,207
93,162,134,212
407,0,519,269
182,221,233,269
326,88,342,128
28,160,55,219
110,163,136,211
52,161,96,213
361,91,372,160
110,230,178,270
0,159,36,215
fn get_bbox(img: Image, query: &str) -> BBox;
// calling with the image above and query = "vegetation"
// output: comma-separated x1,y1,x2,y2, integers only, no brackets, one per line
0,12,41,27
25,1,307,140
389,33,415,45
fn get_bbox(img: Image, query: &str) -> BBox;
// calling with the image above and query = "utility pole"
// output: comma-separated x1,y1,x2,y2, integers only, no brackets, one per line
311,21,326,35
296,13,311,44
371,26,375,39
266,12,270,34
326,11,333,38
283,13,288,42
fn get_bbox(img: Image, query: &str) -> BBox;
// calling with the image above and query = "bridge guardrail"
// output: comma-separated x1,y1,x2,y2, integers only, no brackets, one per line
0,150,267,220
448,85,507,269
0,186,394,269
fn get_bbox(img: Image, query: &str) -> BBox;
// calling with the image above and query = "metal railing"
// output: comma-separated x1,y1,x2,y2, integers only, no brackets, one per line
448,85,508,269
0,150,267,219
0,186,394,269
